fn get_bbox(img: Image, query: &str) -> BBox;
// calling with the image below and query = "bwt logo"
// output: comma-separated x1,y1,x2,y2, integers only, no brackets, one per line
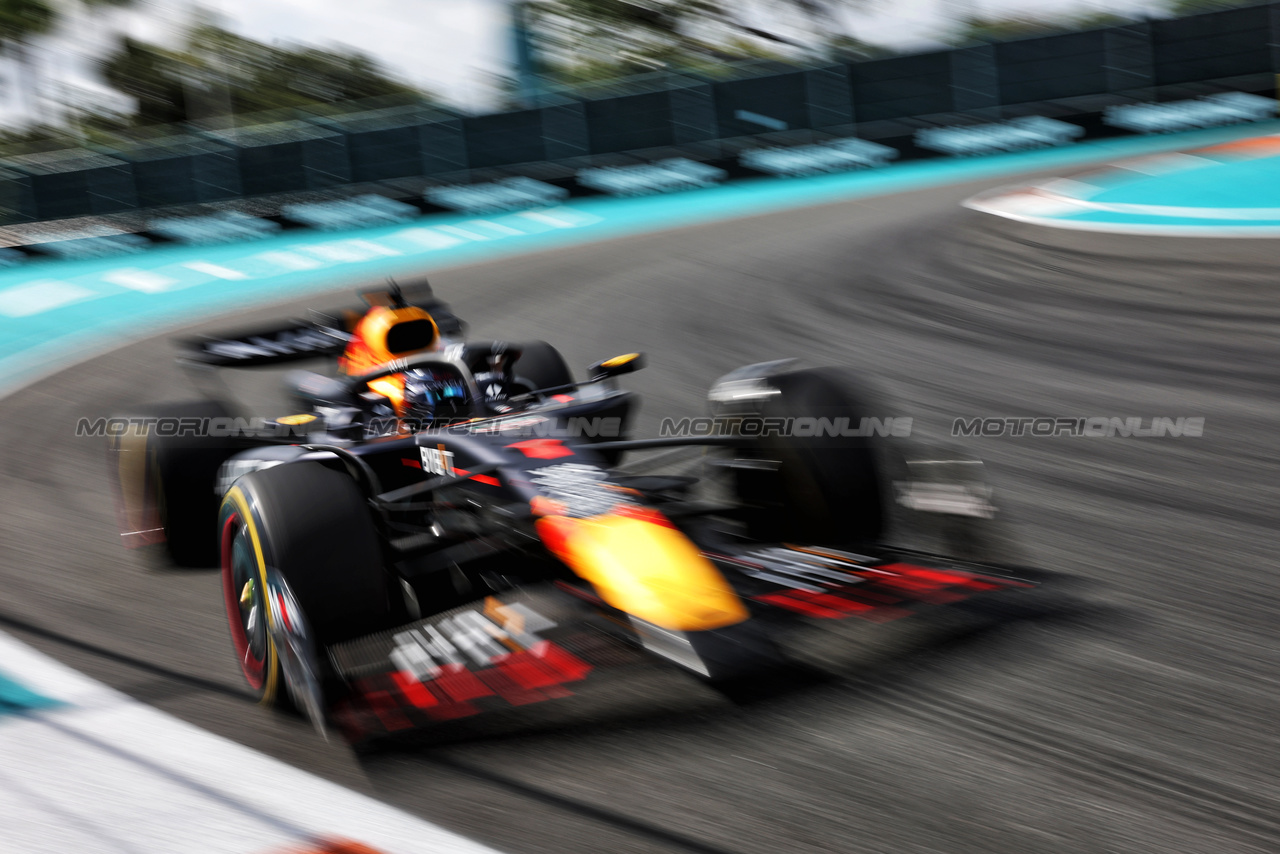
952,417,1205,438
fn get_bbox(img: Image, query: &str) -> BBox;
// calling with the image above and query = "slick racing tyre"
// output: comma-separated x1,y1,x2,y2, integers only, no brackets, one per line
513,340,573,393
730,367,885,547
115,399,234,567
219,462,396,709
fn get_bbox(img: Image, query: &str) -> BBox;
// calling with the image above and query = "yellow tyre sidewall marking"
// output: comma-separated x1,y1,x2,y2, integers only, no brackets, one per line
224,485,280,705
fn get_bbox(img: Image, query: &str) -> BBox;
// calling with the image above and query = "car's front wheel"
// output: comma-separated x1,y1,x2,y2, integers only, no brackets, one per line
219,462,397,712
726,367,886,547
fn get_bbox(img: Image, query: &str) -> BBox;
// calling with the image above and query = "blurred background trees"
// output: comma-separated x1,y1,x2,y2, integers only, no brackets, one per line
0,0,1268,146
100,23,424,127
1164,0,1260,12
525,0,883,86
947,11,1139,45
0,0,57,124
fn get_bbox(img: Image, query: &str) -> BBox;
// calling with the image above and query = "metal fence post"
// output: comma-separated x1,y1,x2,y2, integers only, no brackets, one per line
1270,2,1280,107
805,65,854,130
0,168,35,224
421,116,468,176
1104,20,1155,101
541,101,589,161
950,43,1000,119
670,82,717,147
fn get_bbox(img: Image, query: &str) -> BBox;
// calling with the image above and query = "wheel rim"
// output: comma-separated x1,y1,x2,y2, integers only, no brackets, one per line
221,511,268,690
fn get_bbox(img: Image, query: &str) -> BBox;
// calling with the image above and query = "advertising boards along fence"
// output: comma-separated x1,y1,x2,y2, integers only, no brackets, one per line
1,3,1279,225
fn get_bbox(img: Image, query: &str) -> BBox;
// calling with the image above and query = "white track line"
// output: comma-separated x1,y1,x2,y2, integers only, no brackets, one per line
0,632,503,854
0,281,97,317
964,187,1280,237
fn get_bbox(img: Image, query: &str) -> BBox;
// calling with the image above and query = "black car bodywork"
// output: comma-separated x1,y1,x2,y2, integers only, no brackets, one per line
112,284,1038,741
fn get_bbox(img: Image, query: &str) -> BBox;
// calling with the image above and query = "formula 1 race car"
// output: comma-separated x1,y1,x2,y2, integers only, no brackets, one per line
111,280,1035,740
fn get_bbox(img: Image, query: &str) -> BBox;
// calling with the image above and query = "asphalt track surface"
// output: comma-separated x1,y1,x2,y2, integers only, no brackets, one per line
3,172,1278,854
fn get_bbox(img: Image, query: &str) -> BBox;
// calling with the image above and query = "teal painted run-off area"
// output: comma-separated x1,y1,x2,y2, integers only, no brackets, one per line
0,669,60,718
2,120,1279,399
1068,146,1280,228
969,129,1280,233
1089,152,1280,208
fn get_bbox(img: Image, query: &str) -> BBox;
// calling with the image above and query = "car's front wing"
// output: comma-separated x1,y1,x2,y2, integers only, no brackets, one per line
705,544,1038,622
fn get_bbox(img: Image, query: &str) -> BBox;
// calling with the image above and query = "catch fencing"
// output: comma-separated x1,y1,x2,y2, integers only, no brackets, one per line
2,2,1279,224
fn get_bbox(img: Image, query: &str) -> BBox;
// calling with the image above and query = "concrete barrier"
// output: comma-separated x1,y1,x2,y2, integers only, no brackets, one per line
426,177,568,214
1104,93,1275,134
280,194,419,231
740,138,899,176
576,158,727,196
149,211,281,246
916,117,1084,157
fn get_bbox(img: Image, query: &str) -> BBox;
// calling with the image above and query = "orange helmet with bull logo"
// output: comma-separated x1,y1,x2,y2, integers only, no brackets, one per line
338,281,441,416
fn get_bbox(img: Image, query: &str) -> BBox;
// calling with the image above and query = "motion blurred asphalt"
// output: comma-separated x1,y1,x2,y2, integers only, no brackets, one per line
1,172,1277,853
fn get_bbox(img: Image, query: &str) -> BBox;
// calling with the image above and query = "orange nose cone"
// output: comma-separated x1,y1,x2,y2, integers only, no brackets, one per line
537,511,748,632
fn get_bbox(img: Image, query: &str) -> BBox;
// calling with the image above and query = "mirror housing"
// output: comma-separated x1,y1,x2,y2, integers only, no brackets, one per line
588,352,645,381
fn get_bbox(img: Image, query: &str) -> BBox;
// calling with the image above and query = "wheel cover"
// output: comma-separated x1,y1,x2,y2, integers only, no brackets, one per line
219,491,280,703
223,515,267,685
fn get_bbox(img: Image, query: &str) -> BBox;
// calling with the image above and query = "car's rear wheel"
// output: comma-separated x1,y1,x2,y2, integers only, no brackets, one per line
113,400,234,567
728,367,885,547
219,462,397,709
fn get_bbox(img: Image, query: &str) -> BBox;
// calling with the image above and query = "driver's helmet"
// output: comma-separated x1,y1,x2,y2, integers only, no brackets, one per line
338,305,440,419
401,366,470,428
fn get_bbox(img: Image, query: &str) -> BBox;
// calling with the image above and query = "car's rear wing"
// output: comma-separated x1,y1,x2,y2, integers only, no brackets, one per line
176,298,467,368
178,318,349,368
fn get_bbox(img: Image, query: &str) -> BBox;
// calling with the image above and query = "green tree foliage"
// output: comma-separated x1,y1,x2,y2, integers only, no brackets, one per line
539,35,787,86
0,0,56,127
0,0,54,43
948,11,1135,45
100,24,427,126
1166,0,1258,14
826,34,895,61
100,37,189,125
529,0,884,86
0,0,142,134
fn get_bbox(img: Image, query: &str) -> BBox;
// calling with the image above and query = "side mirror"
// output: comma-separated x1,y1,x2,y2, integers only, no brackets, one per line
588,352,645,381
